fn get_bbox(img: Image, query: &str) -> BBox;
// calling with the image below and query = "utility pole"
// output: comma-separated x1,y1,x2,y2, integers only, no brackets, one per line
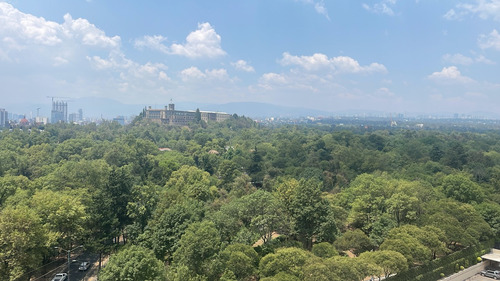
55,245,83,281
67,250,70,281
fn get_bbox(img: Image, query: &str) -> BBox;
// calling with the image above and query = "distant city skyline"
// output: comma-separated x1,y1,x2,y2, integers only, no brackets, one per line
1,1,500,115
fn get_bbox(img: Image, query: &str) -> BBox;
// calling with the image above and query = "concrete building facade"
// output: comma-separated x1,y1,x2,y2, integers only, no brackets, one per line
51,101,68,123
0,108,8,128
145,103,230,126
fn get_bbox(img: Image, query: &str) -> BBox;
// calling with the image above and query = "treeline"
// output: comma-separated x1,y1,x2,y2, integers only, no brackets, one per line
0,116,499,281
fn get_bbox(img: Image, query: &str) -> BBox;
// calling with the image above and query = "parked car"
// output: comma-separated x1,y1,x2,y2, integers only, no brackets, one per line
481,270,500,279
51,273,67,281
79,261,90,271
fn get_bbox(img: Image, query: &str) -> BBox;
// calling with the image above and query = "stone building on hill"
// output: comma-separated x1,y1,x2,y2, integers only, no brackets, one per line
145,102,230,126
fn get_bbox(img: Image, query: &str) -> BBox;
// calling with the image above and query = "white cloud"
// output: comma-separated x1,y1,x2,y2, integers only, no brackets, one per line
134,35,169,53
444,0,500,21
231,60,255,72
443,9,461,20
0,3,62,46
134,22,226,59
62,14,120,48
363,0,397,16
0,2,120,65
475,55,495,64
87,52,170,85
479,29,500,50
280,52,387,74
428,66,475,83
260,73,287,85
0,3,120,49
180,67,229,82
297,0,330,19
158,71,170,81
180,66,205,81
257,71,322,92
442,53,495,65
205,68,229,80
171,22,226,58
442,53,474,65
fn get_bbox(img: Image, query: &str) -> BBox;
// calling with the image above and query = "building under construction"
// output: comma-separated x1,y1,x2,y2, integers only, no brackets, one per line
51,100,68,123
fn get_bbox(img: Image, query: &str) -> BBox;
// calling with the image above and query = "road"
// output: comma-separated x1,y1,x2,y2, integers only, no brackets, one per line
467,274,498,281
44,253,100,281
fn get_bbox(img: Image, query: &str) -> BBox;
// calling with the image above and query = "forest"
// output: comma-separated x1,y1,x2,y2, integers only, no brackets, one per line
0,115,499,281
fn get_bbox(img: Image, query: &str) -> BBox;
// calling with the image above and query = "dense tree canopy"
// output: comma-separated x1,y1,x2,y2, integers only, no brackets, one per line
0,117,498,280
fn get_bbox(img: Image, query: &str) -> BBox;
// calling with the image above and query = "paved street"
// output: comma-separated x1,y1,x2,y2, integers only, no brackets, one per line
467,274,498,281
37,252,100,281
67,253,99,281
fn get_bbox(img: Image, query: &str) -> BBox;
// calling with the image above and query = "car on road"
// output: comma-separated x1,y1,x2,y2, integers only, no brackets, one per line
481,270,500,279
79,261,90,271
51,273,67,281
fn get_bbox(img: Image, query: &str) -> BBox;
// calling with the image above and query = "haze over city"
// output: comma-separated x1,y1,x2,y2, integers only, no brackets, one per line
1,0,500,117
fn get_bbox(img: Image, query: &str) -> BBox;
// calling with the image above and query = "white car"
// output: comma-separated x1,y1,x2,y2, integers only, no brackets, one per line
51,273,67,281
481,270,500,279
79,261,90,271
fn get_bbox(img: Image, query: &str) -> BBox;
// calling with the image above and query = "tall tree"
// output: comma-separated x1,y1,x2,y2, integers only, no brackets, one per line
0,206,49,281
99,245,165,281
172,221,222,277
359,250,408,280
287,179,337,249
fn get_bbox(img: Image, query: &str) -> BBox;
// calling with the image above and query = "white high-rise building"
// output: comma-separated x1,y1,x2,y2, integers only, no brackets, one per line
0,108,8,128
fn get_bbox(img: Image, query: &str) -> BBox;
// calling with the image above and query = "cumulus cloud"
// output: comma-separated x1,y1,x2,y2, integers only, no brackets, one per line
259,73,287,85
428,66,475,83
478,29,500,50
87,51,169,81
444,0,500,21
0,1,121,66
363,0,397,16
171,23,226,58
231,60,255,72
0,3,120,49
280,52,387,74
0,3,62,46
62,14,120,48
134,22,226,59
180,67,229,82
134,35,169,53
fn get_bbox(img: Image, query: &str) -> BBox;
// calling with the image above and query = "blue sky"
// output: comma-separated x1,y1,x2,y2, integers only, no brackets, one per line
1,0,500,115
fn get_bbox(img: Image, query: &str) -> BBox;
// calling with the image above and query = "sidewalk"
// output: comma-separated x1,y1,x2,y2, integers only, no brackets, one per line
438,262,487,281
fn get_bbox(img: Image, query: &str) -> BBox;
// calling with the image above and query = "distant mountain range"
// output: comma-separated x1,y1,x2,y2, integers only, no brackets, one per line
5,97,500,120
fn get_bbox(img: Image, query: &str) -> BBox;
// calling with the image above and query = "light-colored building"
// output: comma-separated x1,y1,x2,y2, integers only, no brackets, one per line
145,103,230,126
35,116,48,125
0,108,8,127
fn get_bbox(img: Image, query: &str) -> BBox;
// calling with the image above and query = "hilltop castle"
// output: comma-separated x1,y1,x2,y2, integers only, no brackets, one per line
144,102,230,126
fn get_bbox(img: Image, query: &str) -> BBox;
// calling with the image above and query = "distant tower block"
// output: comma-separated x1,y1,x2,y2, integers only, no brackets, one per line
168,103,175,111
51,100,68,123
